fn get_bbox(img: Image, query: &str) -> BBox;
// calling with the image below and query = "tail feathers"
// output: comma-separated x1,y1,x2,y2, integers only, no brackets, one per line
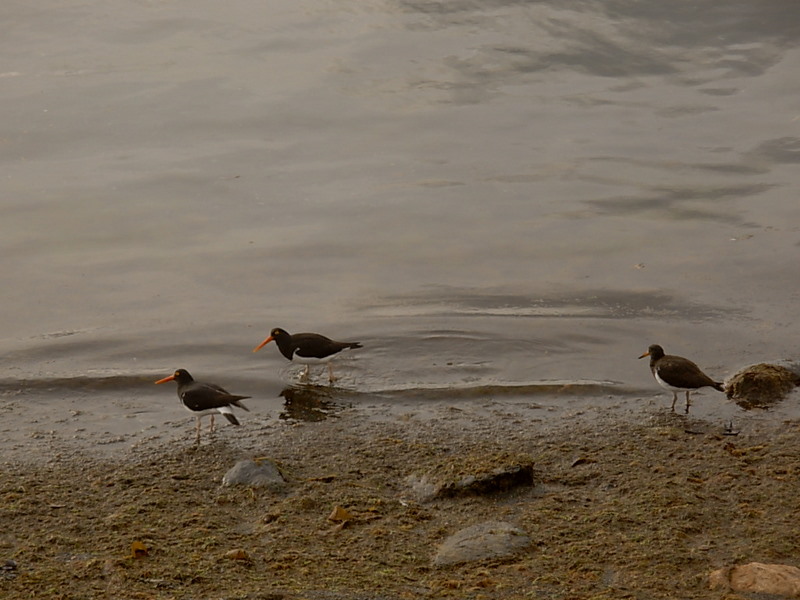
347,342,363,350
227,393,250,401
230,398,250,412
713,381,725,393
218,406,241,426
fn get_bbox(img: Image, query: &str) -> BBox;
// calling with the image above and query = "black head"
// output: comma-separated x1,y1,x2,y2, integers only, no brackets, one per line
270,327,290,339
254,327,292,353
155,368,194,385
638,344,665,360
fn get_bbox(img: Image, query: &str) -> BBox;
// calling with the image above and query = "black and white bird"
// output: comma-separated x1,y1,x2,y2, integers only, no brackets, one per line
155,369,250,442
253,327,362,383
639,344,724,413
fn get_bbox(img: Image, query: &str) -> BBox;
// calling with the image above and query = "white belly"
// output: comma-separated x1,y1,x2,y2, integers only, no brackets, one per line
655,371,689,392
292,351,339,365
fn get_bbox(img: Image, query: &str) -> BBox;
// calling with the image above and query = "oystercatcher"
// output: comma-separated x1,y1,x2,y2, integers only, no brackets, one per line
639,344,724,413
253,327,362,383
155,369,250,442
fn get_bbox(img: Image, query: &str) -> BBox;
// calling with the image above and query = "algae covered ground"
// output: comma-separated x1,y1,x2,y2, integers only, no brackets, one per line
1,406,799,599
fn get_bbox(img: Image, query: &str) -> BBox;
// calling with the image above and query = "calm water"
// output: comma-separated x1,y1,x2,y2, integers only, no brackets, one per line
2,0,800,449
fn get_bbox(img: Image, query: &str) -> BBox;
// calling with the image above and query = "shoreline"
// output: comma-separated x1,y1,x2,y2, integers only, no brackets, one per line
2,377,791,466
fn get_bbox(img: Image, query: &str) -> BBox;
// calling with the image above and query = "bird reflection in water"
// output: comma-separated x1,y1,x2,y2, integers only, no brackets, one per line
279,385,344,422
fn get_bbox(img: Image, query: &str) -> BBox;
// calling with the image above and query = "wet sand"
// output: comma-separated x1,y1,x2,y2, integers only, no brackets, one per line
2,396,800,599
3,369,798,465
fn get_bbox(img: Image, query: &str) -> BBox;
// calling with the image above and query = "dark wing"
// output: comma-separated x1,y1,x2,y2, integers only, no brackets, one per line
180,383,251,411
206,383,251,410
657,356,718,389
293,333,360,359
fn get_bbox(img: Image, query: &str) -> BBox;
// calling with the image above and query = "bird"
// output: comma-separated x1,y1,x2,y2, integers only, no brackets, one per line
638,344,724,413
155,369,250,443
253,327,362,383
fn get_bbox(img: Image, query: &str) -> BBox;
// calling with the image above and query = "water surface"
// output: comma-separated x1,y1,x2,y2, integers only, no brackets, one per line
2,0,799,454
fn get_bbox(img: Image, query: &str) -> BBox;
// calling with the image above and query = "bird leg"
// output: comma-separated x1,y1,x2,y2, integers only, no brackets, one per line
300,365,310,382
684,391,692,414
670,392,678,411
209,414,216,434
195,417,202,444
328,363,337,384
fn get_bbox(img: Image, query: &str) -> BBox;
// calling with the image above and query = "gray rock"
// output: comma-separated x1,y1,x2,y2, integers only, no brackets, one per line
222,459,286,490
433,521,530,567
405,475,439,503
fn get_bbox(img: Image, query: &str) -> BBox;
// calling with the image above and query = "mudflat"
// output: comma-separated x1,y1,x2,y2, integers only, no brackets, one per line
1,402,798,599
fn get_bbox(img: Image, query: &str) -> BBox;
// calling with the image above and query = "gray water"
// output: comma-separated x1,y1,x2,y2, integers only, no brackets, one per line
2,0,800,450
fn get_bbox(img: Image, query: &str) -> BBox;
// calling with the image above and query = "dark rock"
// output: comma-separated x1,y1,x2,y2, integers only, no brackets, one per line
726,363,800,409
222,459,286,490
1,559,17,580
436,463,535,498
433,521,530,566
406,456,535,502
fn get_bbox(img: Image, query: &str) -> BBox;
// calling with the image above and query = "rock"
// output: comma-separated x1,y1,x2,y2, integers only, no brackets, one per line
406,456,535,502
709,562,800,596
726,363,800,409
436,463,535,498
433,521,530,567
222,459,286,490
223,548,251,561
406,475,439,503
0,559,17,580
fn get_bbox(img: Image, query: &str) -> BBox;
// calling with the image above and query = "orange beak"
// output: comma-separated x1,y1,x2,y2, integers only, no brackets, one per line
155,374,176,384
638,351,651,359
252,335,275,353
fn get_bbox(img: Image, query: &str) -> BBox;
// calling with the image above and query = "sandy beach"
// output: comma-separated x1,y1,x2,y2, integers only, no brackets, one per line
2,394,799,599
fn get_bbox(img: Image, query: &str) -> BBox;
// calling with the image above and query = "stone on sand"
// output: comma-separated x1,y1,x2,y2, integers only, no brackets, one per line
709,562,800,596
726,363,800,408
222,459,286,490
407,460,535,502
433,521,530,567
